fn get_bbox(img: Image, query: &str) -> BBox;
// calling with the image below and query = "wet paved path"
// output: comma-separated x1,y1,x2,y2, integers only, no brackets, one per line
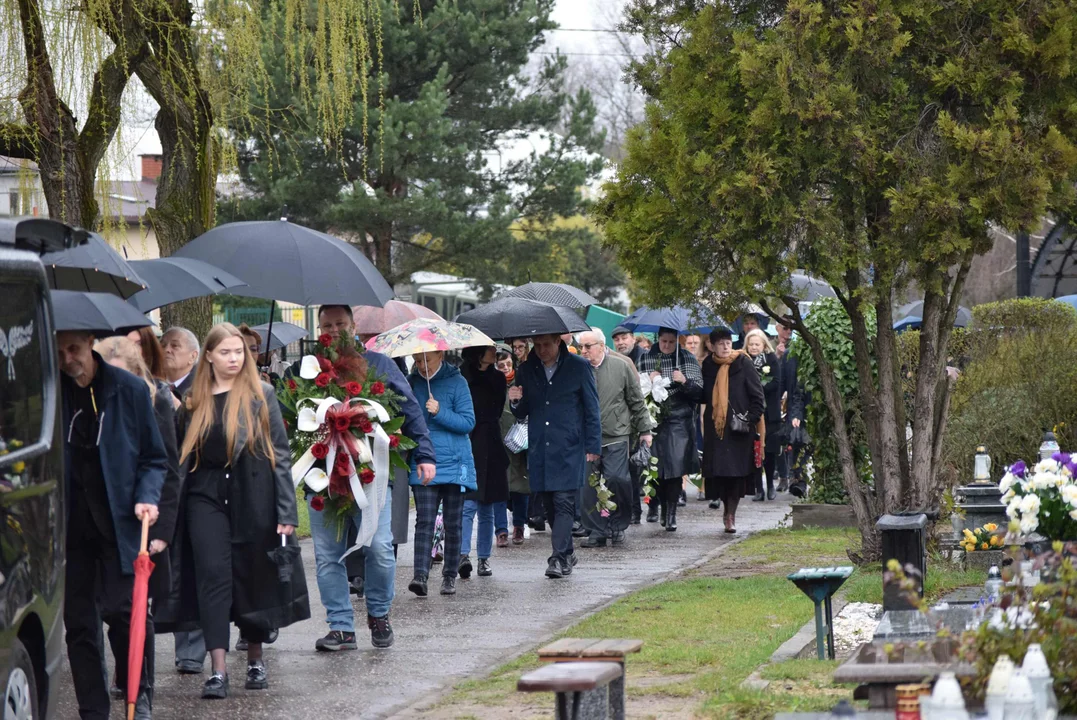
55,495,789,719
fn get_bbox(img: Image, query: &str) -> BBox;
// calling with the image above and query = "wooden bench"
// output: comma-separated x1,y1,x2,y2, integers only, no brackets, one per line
518,661,623,720
536,638,644,720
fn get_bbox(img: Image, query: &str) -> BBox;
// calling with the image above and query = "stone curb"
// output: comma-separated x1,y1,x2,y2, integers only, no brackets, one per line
386,532,753,719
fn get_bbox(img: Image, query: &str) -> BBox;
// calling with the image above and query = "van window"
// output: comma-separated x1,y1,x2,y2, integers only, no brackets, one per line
0,280,44,455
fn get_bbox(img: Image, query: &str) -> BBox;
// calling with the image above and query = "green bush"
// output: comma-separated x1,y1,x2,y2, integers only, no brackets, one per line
972,297,1077,334
791,298,874,504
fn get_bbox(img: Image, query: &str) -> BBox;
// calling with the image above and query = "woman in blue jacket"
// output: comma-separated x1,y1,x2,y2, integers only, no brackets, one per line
407,351,476,597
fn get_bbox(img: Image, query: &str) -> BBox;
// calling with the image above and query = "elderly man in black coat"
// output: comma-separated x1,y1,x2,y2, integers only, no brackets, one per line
509,334,601,578
58,331,168,720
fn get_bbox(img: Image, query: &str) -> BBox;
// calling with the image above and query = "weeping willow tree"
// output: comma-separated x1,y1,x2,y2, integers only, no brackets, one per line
0,0,392,335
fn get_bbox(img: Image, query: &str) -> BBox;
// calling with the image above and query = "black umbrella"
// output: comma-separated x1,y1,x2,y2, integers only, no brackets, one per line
173,220,393,307
127,257,248,312
52,290,153,335
501,282,599,309
266,535,301,584
250,321,308,353
455,297,590,340
40,232,147,299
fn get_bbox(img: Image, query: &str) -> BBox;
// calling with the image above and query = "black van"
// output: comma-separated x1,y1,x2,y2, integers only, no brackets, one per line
0,218,72,719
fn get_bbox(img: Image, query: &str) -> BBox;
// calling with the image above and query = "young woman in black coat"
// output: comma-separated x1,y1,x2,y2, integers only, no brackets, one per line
173,323,309,700
700,328,765,533
743,329,784,501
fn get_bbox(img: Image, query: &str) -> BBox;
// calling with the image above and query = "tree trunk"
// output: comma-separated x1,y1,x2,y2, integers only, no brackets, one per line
873,291,909,510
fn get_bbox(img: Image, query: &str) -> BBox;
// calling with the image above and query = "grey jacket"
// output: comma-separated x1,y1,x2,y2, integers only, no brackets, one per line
594,350,654,446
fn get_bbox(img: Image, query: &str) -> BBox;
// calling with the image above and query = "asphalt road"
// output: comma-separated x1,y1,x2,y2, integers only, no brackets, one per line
54,494,790,719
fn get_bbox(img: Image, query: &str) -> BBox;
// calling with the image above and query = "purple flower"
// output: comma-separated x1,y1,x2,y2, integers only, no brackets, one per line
1066,459,1077,477
1052,451,1071,466
1010,460,1027,478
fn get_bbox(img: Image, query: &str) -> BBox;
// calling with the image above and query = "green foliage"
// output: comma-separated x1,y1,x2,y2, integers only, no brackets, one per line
791,299,874,504
972,298,1077,335
223,0,619,298
942,326,1077,484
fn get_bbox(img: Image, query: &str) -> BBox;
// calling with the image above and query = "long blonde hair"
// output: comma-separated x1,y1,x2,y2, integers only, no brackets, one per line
179,323,275,469
743,328,775,355
95,336,157,402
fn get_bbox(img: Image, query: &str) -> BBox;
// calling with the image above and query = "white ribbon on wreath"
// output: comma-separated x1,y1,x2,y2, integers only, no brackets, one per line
290,395,393,556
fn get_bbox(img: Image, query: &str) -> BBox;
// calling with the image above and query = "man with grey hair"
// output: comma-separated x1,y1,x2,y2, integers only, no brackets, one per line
160,327,199,401
578,329,654,547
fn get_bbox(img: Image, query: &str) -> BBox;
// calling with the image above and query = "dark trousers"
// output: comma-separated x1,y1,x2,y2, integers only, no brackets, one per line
540,490,576,563
529,492,548,524
186,493,272,651
65,510,154,720
413,484,464,578
756,451,779,495
509,492,530,528
582,442,633,538
629,445,643,518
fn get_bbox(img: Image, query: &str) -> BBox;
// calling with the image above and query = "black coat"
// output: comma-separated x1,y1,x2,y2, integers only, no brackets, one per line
701,355,766,478
751,351,785,452
463,364,510,504
149,380,182,601
155,382,310,634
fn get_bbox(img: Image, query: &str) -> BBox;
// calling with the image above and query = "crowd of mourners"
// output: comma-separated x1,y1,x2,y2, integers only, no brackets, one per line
57,303,810,718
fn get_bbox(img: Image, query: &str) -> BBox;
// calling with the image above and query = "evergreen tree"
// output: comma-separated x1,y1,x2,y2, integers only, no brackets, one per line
225,0,618,298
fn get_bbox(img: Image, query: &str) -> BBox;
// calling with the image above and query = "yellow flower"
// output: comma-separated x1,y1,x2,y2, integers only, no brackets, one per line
886,559,901,572
963,528,975,540
984,523,998,532
981,542,989,550
11,461,24,474
990,536,1000,547
964,542,976,552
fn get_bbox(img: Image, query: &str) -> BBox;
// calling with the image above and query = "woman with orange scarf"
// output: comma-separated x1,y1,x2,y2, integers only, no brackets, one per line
700,328,766,533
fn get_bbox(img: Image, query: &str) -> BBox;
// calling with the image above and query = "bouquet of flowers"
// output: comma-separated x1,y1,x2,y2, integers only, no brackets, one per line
639,372,671,425
587,471,617,517
961,523,1003,552
999,453,1077,541
759,363,774,386
278,333,417,544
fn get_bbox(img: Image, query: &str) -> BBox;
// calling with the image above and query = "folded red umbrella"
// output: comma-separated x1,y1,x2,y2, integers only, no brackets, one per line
127,516,155,720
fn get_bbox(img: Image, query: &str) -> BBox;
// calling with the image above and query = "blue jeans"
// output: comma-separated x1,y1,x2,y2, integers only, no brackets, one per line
509,492,529,528
493,501,508,536
308,491,396,632
461,500,495,559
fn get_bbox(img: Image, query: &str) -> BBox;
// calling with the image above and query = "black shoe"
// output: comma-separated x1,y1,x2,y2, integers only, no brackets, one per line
660,505,667,527
266,629,278,644
458,554,473,579
562,554,577,576
666,505,678,532
545,558,564,579
235,637,248,652
477,558,492,576
134,689,152,719
315,630,358,652
581,535,607,548
368,614,394,648
777,479,789,493
571,522,589,538
409,574,428,597
752,492,765,502
441,576,457,595
646,502,659,523
110,681,125,699
202,673,229,700
767,489,777,501
630,511,641,525
678,490,687,507
245,660,268,690
350,576,365,597
709,500,721,510
611,530,625,545
528,518,547,533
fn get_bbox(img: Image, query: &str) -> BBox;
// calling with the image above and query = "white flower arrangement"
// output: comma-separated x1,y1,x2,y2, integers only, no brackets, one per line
639,372,672,425
999,453,1077,540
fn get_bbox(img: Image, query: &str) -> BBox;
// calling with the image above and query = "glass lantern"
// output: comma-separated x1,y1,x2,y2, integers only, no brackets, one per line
973,445,992,484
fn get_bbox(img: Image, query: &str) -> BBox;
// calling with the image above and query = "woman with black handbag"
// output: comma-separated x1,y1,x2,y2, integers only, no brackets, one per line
701,328,765,533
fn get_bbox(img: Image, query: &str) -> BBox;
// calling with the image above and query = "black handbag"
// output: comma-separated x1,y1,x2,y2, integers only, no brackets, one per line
729,410,751,435
789,425,812,447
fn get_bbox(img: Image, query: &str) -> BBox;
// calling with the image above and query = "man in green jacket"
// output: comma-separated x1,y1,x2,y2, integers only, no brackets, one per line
579,329,654,547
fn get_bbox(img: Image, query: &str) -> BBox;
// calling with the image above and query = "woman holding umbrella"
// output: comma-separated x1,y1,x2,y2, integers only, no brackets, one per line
406,350,476,596
459,346,510,577
168,323,309,699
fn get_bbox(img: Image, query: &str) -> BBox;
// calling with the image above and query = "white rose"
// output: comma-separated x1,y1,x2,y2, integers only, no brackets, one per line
1006,498,1021,519
1062,484,1077,507
1036,459,1058,474
1070,508,1077,521
1002,488,1016,503
1020,515,1040,535
999,473,1015,494
1019,493,1041,517
762,365,771,375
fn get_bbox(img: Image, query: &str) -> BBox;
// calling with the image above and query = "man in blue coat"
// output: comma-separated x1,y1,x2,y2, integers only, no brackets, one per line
58,331,168,719
510,334,601,578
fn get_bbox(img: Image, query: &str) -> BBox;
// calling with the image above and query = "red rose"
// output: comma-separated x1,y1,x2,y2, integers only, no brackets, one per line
319,333,333,347
389,434,400,449
287,378,297,391
335,453,351,471
334,416,351,432
346,381,363,396
311,442,329,460
310,495,325,512
358,418,374,434
359,467,375,485
315,373,331,388
371,381,385,395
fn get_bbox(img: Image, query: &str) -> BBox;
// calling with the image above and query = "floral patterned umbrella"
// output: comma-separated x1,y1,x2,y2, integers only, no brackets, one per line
366,319,495,396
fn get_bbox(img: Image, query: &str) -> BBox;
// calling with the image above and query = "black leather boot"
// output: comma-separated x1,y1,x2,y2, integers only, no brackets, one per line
646,500,659,523
665,503,678,532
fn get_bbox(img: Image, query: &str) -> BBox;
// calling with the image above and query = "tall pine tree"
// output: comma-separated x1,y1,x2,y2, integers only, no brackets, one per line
224,0,618,297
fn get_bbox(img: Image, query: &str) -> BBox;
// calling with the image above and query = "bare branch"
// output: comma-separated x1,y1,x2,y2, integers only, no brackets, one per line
0,123,37,160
